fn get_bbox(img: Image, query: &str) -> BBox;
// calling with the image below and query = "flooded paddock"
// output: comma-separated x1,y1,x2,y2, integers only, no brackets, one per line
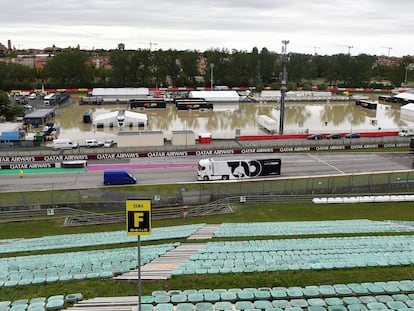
52,97,413,143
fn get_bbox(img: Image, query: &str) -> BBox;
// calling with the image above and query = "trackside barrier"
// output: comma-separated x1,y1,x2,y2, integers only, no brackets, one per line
312,194,414,204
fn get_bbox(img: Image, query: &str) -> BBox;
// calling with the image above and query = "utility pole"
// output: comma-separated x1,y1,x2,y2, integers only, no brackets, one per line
279,40,289,135
381,46,392,57
346,45,354,55
138,41,158,51
313,46,320,56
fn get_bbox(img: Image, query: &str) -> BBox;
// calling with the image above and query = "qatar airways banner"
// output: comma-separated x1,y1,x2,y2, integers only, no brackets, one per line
0,142,409,169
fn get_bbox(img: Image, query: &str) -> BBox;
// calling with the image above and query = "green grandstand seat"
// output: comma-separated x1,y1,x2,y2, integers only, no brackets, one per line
254,300,273,310
319,286,336,298
139,304,154,311
347,303,368,311
0,301,11,308
204,293,220,303
325,298,343,306
28,301,45,309
327,306,347,311
171,295,188,304
303,287,320,298
254,291,271,300
290,299,308,308
334,285,352,296
141,296,155,304
359,297,377,304
272,300,291,309
188,294,204,304
155,303,174,311
386,301,408,310
220,292,237,302
366,302,387,310
29,298,46,305
195,302,213,311
308,307,327,311
285,307,305,311
155,295,171,304
28,306,45,311
215,301,232,311
9,305,28,311
176,303,194,311
393,295,410,302
375,295,393,303
308,299,326,307
271,289,288,299
287,287,304,299
265,308,283,311
238,291,255,301
0,307,10,311
45,299,64,311
343,298,362,306
65,293,83,304
235,301,254,310
11,301,28,306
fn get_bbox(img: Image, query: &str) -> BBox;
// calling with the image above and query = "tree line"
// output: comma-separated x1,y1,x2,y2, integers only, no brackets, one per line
0,47,413,91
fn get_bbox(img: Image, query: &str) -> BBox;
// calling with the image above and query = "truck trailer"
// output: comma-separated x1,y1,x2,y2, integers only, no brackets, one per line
197,158,281,181
398,126,414,137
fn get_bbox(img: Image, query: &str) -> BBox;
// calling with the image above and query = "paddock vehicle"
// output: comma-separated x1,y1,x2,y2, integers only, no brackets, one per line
197,158,281,181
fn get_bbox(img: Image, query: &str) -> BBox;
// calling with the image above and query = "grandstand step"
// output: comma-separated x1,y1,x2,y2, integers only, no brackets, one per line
188,224,220,240
114,243,205,281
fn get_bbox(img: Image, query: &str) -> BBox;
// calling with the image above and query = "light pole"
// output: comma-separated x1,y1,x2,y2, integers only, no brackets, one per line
210,63,214,91
279,40,289,135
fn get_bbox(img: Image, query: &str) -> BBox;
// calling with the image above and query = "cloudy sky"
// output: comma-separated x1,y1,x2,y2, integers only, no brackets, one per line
1,0,413,56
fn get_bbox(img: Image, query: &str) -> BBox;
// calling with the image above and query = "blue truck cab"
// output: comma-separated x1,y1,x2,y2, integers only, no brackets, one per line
103,169,137,185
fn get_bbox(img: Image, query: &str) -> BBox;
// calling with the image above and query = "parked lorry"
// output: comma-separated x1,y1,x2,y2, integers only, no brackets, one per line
52,139,79,150
398,126,414,137
197,158,281,181
103,169,137,185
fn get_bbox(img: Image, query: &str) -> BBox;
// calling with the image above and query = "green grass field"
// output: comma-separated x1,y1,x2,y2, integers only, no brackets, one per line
0,201,413,302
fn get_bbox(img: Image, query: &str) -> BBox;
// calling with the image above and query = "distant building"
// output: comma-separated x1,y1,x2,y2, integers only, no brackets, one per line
375,55,402,67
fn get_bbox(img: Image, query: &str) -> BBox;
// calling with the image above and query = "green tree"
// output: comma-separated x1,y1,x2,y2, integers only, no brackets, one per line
0,91,23,121
43,50,93,87
0,62,36,90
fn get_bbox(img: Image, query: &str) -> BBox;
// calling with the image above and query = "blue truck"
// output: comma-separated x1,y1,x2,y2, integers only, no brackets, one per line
103,169,137,185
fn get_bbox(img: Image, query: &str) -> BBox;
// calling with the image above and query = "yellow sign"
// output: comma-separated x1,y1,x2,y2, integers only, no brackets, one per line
126,199,152,236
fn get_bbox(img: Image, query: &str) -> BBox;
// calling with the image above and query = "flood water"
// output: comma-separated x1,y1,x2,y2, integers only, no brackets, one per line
52,95,414,143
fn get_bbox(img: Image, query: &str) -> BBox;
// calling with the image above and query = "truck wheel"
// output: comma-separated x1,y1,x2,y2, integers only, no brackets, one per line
203,176,209,181
222,175,229,180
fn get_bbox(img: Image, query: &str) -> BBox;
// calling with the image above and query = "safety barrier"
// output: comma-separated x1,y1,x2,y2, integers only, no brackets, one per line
312,194,414,204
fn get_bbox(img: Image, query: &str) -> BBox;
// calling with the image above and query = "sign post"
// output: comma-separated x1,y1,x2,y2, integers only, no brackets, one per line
126,198,152,311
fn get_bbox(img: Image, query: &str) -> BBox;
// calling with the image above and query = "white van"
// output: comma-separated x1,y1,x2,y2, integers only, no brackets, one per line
53,139,79,150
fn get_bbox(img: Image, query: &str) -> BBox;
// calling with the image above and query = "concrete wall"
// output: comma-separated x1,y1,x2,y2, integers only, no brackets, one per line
171,130,195,146
117,131,164,147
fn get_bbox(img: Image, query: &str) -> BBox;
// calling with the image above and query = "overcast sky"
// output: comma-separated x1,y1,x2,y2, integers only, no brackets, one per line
1,0,413,56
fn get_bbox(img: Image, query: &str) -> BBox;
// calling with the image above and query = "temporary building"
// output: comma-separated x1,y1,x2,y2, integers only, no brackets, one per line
93,110,147,128
394,91,414,104
257,115,278,134
400,103,414,121
90,87,150,103
188,90,240,102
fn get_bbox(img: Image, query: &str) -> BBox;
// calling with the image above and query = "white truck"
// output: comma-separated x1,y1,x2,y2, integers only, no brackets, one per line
197,158,281,181
398,126,414,137
53,139,79,150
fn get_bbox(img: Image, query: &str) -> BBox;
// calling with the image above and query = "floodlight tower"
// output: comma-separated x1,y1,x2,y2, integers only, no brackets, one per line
279,40,289,135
